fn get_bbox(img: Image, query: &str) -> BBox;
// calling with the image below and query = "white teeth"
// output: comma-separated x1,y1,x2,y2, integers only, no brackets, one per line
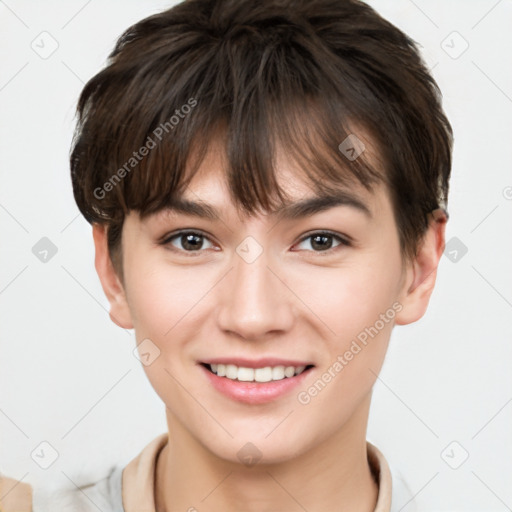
284,366,295,378
254,367,272,382
237,367,254,381
226,364,238,379
207,363,310,382
272,366,285,380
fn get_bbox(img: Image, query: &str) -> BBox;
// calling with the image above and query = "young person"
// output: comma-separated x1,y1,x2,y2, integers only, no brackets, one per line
1,0,452,510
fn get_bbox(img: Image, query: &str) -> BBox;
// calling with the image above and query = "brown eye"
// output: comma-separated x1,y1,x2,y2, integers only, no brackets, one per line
294,232,351,253
163,231,214,253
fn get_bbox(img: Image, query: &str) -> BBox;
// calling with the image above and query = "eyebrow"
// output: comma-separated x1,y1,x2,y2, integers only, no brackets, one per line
161,192,372,221
273,192,372,220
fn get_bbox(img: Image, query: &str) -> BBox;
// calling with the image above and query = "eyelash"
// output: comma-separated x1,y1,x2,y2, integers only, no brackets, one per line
159,230,352,257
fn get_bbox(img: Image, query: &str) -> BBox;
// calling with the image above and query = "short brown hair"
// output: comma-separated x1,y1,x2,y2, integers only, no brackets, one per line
70,0,452,279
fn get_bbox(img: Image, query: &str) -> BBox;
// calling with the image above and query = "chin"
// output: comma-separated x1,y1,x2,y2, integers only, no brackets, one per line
201,429,310,467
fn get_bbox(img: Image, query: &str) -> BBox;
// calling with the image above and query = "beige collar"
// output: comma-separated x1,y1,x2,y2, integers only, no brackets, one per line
122,433,392,512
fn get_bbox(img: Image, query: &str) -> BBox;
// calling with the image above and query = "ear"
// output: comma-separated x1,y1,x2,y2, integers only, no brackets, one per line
92,223,134,329
394,209,447,325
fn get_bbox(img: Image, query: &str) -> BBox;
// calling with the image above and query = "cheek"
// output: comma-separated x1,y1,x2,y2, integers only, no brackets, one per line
332,271,397,335
123,257,209,403
293,254,402,343
291,249,402,405
124,257,208,339
290,261,400,432
123,255,223,388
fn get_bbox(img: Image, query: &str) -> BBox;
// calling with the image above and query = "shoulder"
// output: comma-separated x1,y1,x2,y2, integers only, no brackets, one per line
366,441,418,512
38,465,125,512
0,433,168,512
0,465,124,512
388,468,418,512
0,475,32,512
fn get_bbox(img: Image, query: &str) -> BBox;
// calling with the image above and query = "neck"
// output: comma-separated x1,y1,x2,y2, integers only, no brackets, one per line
155,394,378,512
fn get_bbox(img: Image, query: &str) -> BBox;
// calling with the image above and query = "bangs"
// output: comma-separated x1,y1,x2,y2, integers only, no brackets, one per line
126,95,384,222
71,14,387,228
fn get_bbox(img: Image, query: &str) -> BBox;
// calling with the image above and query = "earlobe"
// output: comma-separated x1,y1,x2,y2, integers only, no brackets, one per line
395,209,447,326
92,223,134,329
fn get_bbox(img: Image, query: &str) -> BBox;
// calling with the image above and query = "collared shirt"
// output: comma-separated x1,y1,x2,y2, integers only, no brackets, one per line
1,434,417,511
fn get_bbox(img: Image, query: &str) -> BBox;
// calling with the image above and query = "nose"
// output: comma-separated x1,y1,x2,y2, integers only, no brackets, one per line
216,245,295,341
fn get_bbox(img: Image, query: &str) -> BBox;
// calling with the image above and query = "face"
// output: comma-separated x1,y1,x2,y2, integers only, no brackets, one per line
97,141,441,465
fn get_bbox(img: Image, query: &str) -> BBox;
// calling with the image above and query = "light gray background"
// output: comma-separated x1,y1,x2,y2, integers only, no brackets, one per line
1,1,511,510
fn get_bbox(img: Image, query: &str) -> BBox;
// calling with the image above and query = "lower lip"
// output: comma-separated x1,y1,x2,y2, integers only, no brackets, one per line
200,364,313,405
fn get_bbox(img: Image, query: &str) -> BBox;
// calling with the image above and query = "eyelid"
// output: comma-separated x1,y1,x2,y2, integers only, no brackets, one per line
297,229,353,245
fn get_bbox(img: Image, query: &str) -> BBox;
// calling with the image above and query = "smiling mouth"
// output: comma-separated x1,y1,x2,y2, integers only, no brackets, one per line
201,363,315,383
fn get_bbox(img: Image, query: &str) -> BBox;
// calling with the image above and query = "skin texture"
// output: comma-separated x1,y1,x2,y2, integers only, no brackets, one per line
93,140,447,512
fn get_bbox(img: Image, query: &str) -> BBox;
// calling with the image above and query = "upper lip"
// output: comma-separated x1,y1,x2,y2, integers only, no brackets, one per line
200,357,314,369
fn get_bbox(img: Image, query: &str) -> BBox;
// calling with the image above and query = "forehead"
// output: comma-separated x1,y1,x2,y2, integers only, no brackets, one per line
162,149,379,224
141,126,393,228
